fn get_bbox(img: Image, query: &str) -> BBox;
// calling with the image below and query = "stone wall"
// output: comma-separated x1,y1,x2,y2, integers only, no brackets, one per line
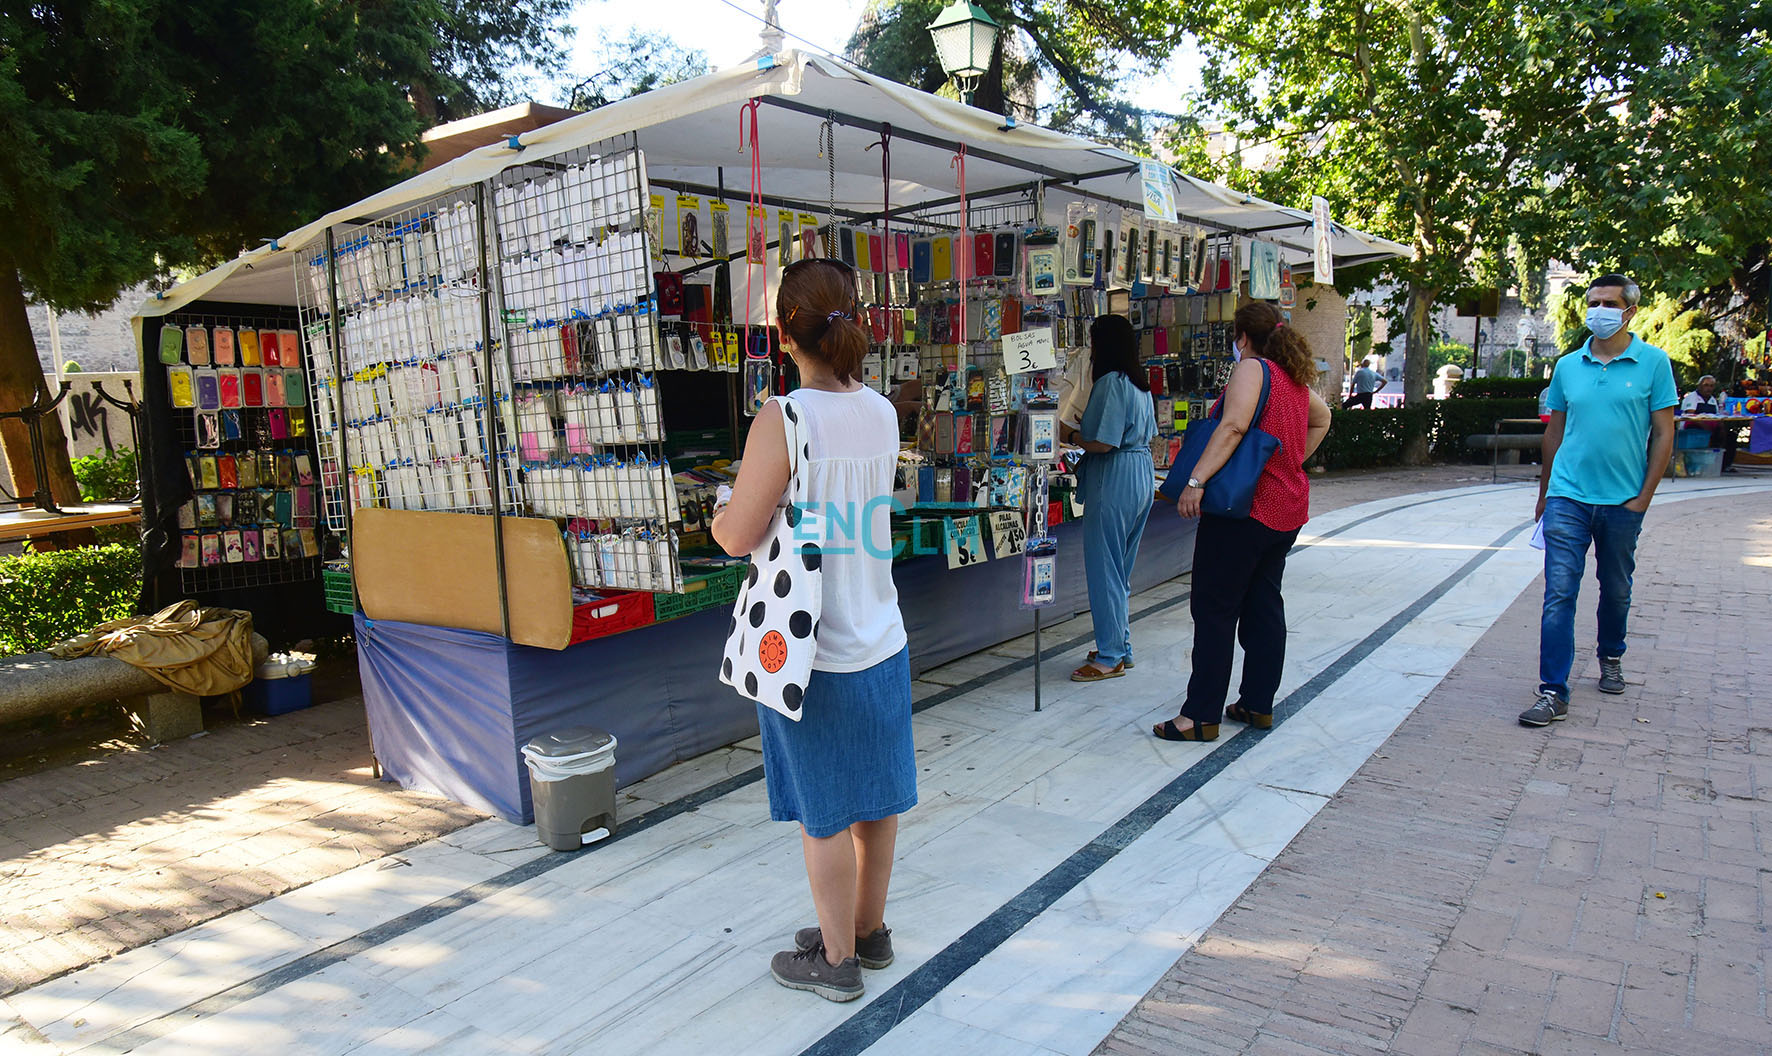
25,285,148,376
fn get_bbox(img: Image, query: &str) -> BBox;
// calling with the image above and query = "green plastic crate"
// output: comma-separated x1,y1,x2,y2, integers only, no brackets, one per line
322,568,355,615
652,563,745,622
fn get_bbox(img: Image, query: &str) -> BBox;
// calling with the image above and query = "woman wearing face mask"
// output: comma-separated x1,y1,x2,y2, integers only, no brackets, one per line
1061,315,1159,680
1153,302,1332,740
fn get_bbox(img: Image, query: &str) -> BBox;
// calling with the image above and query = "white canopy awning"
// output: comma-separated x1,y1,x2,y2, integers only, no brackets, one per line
134,50,1408,321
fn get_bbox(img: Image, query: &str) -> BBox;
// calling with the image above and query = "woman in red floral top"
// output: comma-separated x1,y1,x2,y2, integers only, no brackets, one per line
1154,303,1333,741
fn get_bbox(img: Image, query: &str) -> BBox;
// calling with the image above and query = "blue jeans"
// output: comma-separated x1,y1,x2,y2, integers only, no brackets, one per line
1539,497,1644,700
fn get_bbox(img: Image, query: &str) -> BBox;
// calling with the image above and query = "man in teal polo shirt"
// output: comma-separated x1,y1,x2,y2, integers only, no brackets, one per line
1521,274,1677,727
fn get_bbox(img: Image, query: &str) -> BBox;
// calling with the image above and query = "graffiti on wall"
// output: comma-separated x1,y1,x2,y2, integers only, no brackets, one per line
58,373,139,459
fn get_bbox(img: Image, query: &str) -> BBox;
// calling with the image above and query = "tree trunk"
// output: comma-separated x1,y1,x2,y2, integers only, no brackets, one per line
0,256,92,548
1401,280,1438,463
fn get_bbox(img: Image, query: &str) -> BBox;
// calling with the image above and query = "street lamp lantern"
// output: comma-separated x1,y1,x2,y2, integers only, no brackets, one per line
927,1,1000,106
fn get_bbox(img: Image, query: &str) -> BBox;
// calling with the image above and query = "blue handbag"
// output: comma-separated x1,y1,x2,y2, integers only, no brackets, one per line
1158,359,1281,518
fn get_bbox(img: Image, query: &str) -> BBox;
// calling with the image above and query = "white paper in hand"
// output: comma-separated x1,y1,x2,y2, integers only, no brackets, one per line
1529,517,1545,550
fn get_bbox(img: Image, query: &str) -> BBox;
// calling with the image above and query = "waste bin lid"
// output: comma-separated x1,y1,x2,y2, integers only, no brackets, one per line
523,726,616,761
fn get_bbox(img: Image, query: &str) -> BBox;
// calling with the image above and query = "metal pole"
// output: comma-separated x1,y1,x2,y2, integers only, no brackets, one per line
1032,607,1042,712
323,228,355,606
475,182,512,641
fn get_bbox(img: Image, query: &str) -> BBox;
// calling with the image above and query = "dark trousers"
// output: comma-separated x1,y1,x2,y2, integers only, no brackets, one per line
1181,513,1300,723
1342,391,1375,410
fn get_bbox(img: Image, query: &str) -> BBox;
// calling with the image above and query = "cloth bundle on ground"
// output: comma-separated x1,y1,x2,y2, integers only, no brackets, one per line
49,600,257,697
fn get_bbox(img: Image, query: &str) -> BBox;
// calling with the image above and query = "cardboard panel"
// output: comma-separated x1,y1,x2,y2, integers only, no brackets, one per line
353,509,572,650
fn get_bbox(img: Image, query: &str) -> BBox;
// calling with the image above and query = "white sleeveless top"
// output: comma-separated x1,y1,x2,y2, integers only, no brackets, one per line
787,386,907,672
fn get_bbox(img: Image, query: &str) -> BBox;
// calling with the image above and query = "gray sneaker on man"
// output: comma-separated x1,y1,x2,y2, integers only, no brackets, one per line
1519,689,1568,727
795,925,893,969
770,941,863,1002
1597,656,1625,694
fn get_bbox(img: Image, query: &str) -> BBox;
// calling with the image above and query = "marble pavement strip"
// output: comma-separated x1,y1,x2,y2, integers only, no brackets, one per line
9,481,1761,1055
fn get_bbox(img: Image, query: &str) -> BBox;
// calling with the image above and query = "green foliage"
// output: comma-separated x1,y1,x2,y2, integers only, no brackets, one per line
61,360,82,373
1544,3,1772,326
1448,378,1548,400
1630,295,1718,388
70,448,138,503
567,29,708,110
1306,407,1430,471
0,544,139,656
1550,284,1590,352
426,1,575,119
1428,340,1473,375
1430,399,1544,461
846,0,1182,142
1305,398,1544,470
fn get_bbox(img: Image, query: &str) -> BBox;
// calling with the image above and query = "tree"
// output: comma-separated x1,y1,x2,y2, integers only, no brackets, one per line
846,0,1185,144
0,1,564,527
1540,2,1772,358
410,0,576,123
566,29,710,111
1160,0,1661,419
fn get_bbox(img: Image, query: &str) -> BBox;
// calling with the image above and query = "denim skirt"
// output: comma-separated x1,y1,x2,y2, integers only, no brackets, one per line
756,645,917,838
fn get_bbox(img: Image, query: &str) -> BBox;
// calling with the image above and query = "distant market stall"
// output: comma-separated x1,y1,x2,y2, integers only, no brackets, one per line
131,51,1407,823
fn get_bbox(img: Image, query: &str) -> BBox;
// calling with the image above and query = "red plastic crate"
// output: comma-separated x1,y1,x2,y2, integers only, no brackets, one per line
569,591,655,645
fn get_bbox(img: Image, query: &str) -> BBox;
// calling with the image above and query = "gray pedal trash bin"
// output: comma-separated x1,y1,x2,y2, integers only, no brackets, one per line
522,727,618,851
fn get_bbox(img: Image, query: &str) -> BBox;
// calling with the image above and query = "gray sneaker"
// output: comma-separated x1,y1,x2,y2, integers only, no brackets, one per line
795,925,893,970
1598,656,1625,695
1519,690,1568,727
770,941,863,1001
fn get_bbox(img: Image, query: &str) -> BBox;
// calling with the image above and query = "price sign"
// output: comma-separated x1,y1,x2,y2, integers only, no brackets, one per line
1002,328,1058,375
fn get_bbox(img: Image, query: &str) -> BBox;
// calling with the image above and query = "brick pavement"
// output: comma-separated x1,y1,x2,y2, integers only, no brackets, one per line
0,696,483,996
1096,491,1772,1056
0,464,1499,1002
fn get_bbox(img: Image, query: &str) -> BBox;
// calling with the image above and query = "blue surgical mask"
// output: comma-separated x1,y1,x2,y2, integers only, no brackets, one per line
1586,306,1626,340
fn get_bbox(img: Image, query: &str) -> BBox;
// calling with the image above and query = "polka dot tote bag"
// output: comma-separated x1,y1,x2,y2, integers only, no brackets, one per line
720,395,824,720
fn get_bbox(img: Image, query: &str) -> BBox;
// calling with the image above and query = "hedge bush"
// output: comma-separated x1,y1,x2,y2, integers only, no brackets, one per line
1305,398,1545,470
71,448,139,503
1430,398,1543,461
0,545,140,656
1306,407,1431,471
1448,377,1548,400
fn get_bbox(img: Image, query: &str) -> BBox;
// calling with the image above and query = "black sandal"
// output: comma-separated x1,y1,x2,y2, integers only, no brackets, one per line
1225,704,1273,729
1153,718,1219,742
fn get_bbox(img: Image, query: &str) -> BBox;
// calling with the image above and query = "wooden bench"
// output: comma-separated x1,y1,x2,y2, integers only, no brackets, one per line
0,635,269,742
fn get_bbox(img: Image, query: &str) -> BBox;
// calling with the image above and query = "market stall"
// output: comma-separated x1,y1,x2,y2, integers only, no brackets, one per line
132,51,1407,823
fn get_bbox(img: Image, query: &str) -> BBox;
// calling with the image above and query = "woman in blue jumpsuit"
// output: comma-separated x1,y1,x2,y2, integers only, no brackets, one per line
1063,315,1157,681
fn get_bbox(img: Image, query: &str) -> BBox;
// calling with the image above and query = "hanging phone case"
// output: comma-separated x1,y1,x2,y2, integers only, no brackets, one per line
242,529,261,562
183,327,211,366
268,409,289,440
178,533,200,568
265,372,286,407
217,370,242,408
911,240,933,284
894,233,911,271
839,227,858,267
196,493,218,526
238,454,259,489
217,455,238,489
159,326,185,365
278,330,301,369
994,233,1016,277
238,329,261,366
168,367,195,408
198,455,220,489
212,328,236,366
867,232,885,273
931,237,953,281
223,530,244,563
262,528,282,560
200,533,222,566
259,330,281,367
974,233,995,277
284,370,307,407
242,369,264,407
274,489,294,527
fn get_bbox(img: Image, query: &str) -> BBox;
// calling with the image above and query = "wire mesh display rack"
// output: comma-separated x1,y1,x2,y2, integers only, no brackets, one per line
156,310,323,593
293,131,683,598
489,131,680,592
